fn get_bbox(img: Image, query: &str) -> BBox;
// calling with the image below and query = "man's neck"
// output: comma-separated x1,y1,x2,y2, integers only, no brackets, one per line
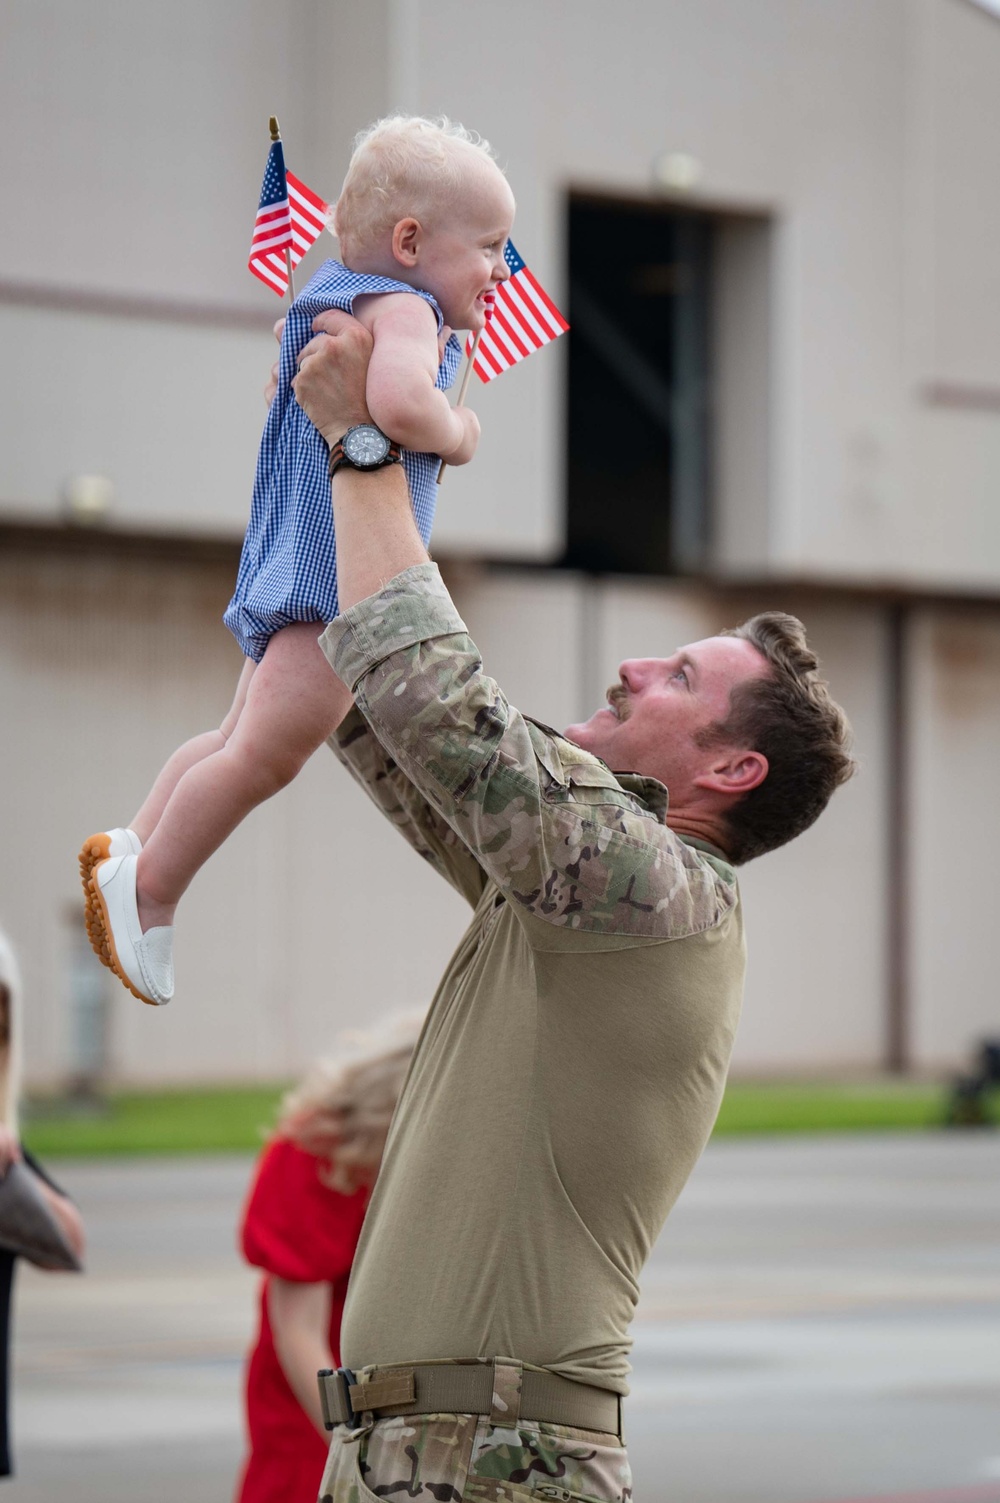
665,810,732,857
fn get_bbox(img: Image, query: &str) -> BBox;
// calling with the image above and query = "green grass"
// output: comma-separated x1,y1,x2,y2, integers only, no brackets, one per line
22,1084,289,1158
711,1079,953,1136
20,1077,969,1159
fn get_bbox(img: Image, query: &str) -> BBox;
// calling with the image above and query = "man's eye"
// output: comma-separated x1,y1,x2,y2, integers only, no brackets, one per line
672,669,688,685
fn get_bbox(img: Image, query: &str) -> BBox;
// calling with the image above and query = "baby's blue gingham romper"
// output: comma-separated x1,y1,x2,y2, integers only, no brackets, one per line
224,260,463,662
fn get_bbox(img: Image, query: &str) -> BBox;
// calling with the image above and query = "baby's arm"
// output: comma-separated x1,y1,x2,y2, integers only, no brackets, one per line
354,293,479,465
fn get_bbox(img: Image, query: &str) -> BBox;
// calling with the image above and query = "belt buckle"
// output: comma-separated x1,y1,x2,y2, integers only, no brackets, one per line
337,1367,359,1427
318,1367,358,1430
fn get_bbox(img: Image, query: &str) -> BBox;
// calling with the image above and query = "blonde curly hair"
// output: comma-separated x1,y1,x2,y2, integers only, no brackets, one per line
333,114,502,263
276,1010,424,1194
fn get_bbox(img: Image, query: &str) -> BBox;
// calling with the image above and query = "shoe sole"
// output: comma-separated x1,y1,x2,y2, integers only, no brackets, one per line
86,868,158,1007
79,834,116,970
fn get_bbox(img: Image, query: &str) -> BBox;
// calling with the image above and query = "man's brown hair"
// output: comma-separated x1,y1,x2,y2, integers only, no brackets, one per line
698,612,855,864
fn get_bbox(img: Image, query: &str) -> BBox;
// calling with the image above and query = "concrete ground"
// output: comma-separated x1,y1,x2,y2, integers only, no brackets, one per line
5,1132,1000,1503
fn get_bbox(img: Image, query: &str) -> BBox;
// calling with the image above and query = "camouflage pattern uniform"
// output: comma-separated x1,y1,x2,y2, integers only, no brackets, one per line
318,564,747,1501
320,1411,631,1502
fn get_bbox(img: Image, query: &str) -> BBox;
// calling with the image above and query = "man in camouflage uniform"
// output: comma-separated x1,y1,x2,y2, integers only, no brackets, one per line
290,313,854,1501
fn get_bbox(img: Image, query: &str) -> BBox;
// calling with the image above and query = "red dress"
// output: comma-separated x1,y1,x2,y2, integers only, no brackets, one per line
234,1137,369,1503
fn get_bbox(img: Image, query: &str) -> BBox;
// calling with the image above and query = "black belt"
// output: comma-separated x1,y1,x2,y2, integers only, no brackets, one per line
318,1358,623,1438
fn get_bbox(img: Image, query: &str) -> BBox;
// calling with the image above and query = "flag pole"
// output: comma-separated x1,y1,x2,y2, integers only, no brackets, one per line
454,332,482,409
437,329,483,486
269,115,296,304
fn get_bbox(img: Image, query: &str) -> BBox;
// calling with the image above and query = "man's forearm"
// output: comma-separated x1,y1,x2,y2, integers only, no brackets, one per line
330,464,429,614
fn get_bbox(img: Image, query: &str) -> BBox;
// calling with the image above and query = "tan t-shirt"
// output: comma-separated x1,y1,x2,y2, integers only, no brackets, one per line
322,565,745,1395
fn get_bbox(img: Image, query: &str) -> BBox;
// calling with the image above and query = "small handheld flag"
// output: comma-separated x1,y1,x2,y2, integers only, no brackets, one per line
248,138,293,296
249,121,331,298
438,245,569,485
465,240,569,381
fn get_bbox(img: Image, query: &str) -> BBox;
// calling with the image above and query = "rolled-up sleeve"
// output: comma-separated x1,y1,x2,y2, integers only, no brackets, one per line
321,565,737,940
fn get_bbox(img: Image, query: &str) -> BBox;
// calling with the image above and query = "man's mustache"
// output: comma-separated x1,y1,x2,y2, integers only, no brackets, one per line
606,684,630,721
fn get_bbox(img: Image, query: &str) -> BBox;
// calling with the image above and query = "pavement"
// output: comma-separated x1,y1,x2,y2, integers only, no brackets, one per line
6,1132,1000,1503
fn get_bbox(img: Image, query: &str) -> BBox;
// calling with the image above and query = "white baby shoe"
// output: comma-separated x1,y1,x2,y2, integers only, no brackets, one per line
79,829,143,969
79,827,142,887
88,854,174,1007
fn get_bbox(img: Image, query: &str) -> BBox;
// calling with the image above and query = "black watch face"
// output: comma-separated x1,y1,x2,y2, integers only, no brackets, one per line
343,425,390,467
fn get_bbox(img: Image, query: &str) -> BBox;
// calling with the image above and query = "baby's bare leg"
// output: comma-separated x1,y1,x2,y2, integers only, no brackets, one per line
135,623,351,931
129,658,256,843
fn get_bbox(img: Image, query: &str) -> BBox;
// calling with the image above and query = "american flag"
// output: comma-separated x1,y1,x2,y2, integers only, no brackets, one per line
248,142,292,294
466,240,569,381
249,151,331,297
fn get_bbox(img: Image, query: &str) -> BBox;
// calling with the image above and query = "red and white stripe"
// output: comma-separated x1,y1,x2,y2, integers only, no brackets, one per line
248,197,293,294
249,172,331,297
288,173,331,259
467,267,569,382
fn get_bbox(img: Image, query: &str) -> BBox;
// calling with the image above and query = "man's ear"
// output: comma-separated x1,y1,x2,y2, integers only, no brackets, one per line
694,749,768,797
391,218,422,268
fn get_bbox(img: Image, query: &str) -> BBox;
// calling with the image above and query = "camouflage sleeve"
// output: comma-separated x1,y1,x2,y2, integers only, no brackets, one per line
321,565,738,939
328,707,489,910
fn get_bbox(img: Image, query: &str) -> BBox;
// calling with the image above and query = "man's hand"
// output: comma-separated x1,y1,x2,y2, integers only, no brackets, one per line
292,309,375,446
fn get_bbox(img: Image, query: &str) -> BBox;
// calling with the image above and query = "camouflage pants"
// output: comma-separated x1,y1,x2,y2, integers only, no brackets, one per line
317,1412,632,1502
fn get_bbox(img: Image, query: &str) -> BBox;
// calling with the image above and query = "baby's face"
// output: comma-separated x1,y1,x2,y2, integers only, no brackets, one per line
414,161,516,332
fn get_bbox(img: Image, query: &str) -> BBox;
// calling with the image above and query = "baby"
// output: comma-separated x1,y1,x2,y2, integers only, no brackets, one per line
80,116,516,1006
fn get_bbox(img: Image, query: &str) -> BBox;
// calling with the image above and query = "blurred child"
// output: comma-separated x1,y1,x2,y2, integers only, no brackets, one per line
81,115,515,1007
234,1012,422,1503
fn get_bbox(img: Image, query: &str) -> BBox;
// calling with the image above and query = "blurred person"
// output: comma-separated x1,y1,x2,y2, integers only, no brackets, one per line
0,930,85,1479
234,1012,421,1503
276,316,857,1502
79,115,515,1010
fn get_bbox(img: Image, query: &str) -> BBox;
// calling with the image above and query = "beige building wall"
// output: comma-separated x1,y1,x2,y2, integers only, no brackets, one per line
2,1,1000,1087
2,544,469,1090
5,0,1000,581
908,607,1000,1069
0,302,269,537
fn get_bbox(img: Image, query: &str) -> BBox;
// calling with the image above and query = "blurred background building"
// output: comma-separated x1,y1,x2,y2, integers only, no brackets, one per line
2,0,1000,1091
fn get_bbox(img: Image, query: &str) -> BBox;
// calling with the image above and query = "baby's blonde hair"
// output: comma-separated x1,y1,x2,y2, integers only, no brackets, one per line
334,114,501,263
276,1009,424,1194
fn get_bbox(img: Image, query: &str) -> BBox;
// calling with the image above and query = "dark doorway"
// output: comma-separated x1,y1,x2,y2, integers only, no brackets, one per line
564,194,714,576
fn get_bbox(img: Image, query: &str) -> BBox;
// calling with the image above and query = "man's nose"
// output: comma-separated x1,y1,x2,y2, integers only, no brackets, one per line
494,248,511,282
619,660,645,691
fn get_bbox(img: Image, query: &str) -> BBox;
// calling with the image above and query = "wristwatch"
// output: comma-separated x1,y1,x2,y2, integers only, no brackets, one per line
328,423,402,479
